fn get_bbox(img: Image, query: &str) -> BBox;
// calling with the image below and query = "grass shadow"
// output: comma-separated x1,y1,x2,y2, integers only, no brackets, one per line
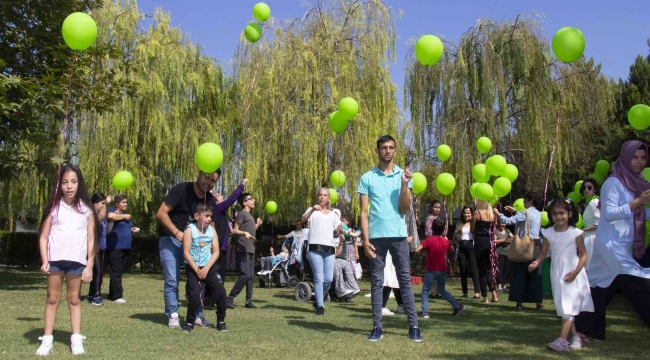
24,328,72,346
286,320,370,335
17,317,41,322
0,269,45,291
262,304,313,314
130,313,168,326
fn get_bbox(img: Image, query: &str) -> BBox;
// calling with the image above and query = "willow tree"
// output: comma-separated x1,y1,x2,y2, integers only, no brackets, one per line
75,1,234,232
405,16,615,207
231,0,400,220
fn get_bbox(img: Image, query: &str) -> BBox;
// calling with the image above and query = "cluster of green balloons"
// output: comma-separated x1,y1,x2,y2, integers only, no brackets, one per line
569,159,612,203
265,201,278,214
329,97,359,133
112,171,134,191
330,170,346,188
244,3,271,43
195,142,224,173
628,104,650,131
415,35,444,66
469,136,518,201
62,12,98,51
552,27,586,64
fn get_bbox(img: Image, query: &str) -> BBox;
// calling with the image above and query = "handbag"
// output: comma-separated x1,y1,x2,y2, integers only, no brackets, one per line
354,262,363,280
507,210,535,263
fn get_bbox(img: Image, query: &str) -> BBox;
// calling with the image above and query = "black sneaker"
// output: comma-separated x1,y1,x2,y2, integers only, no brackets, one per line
216,322,228,332
226,297,235,309
420,311,430,319
452,304,466,317
367,327,383,342
244,301,257,309
409,326,422,342
85,296,94,304
182,323,193,333
461,294,468,299
316,306,325,316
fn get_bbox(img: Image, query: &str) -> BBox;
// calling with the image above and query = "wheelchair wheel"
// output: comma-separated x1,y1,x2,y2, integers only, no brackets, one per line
295,282,312,302
287,276,299,289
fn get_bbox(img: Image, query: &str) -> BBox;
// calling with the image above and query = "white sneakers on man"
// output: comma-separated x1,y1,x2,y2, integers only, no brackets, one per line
168,312,181,329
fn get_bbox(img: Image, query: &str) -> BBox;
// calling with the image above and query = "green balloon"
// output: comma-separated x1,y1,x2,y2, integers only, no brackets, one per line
643,168,650,182
253,2,271,22
595,159,610,176
513,198,525,211
328,111,349,133
112,170,134,191
195,142,224,173
338,97,359,119
576,213,584,229
493,177,512,197
574,180,583,195
436,144,451,162
590,173,605,186
502,164,518,183
415,35,443,66
476,183,494,202
552,27,585,64
244,23,262,43
411,172,427,195
486,155,507,176
330,170,346,188
472,164,490,183
61,12,97,51
265,201,278,214
541,211,550,226
470,183,479,198
627,104,650,131
490,195,498,206
476,137,492,154
329,188,339,204
567,191,582,204
435,172,456,196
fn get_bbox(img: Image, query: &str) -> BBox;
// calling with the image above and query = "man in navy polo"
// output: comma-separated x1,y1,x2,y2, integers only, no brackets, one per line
357,134,421,342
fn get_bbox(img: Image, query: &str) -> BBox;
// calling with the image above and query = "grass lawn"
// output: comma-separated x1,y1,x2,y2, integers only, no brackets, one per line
0,268,645,360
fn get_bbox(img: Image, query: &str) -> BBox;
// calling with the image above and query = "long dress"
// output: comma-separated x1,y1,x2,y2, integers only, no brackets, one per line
541,227,594,317
582,198,600,271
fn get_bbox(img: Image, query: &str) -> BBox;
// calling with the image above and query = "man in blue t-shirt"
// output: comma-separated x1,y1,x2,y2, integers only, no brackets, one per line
357,135,421,342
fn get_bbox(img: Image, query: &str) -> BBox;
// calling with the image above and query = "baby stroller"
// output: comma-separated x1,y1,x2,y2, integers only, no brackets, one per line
293,238,356,303
258,237,300,289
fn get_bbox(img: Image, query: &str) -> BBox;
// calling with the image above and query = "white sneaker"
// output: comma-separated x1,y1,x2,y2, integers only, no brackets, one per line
70,334,86,355
113,298,126,303
168,312,181,329
382,307,395,316
570,336,582,350
35,335,53,356
364,293,372,298
396,305,405,314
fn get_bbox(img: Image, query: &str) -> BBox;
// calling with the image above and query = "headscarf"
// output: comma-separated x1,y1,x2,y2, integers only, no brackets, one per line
610,140,650,259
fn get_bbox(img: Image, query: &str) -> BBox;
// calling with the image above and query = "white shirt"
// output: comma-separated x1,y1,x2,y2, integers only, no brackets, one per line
304,208,342,247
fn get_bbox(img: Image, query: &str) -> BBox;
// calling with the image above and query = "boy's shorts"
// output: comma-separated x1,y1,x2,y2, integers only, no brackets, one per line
49,261,85,275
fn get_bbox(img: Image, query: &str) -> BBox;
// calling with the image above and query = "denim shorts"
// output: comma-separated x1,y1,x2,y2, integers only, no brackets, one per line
49,261,85,275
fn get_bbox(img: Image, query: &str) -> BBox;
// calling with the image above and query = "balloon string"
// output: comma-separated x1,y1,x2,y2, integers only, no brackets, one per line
544,98,563,205
443,196,449,237
47,53,79,262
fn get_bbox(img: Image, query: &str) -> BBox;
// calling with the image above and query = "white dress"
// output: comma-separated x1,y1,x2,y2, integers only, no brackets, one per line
588,178,650,288
582,198,600,271
541,227,594,317
383,252,400,289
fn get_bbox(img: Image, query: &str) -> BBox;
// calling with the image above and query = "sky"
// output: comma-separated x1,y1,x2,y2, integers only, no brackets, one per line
135,0,650,102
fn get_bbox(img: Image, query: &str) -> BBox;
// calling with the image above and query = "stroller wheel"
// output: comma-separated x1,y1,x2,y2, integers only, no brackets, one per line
295,282,312,302
287,276,299,289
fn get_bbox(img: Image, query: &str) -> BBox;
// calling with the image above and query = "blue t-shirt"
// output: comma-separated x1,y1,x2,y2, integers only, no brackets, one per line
187,223,215,267
357,165,412,239
99,218,107,250
106,208,133,250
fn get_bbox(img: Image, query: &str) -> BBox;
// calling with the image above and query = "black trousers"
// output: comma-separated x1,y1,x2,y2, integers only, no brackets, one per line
458,241,480,295
575,274,650,340
382,286,403,307
497,255,510,286
88,250,106,298
228,249,254,302
217,251,227,283
474,239,495,297
186,265,227,325
107,249,130,300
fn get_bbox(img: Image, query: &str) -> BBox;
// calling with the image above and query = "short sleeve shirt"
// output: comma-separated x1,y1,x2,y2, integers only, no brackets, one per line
158,182,216,237
357,165,412,239
235,211,256,253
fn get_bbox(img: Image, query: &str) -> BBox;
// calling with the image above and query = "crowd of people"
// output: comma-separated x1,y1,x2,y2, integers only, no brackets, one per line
31,136,650,355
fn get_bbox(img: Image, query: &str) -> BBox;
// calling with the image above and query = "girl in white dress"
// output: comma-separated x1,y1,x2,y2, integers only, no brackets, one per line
529,199,594,352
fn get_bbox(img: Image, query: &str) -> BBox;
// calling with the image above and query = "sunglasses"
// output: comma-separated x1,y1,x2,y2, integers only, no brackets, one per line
581,185,593,191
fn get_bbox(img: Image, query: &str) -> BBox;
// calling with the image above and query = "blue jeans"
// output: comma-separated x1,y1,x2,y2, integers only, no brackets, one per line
307,251,334,307
421,270,459,312
159,235,183,319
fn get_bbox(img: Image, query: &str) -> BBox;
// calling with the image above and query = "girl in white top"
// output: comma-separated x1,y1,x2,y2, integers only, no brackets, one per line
36,165,99,356
579,178,600,271
455,205,480,299
301,188,342,315
529,199,594,352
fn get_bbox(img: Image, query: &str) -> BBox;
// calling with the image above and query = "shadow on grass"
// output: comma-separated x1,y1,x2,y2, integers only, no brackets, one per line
0,269,45,291
130,313,168,326
263,304,313,314
17,317,41,322
286,320,369,335
24,328,71,346
272,292,296,300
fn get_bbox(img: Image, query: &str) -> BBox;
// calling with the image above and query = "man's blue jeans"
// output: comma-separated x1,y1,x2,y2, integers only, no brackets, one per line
159,235,183,319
